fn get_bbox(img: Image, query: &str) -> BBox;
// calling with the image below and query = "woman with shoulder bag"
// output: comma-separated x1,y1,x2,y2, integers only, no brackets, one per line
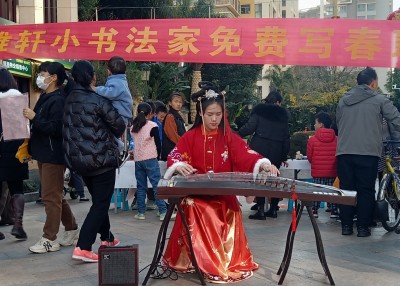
24,62,79,253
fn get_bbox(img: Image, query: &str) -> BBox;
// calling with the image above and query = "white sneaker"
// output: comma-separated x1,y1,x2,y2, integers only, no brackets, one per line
159,212,166,221
134,213,146,220
59,228,80,246
29,237,61,253
146,200,157,210
157,211,176,221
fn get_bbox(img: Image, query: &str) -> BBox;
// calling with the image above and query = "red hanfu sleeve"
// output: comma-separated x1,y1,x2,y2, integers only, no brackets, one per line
229,132,263,172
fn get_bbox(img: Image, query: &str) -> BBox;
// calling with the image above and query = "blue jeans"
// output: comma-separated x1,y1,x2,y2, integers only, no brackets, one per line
135,159,166,214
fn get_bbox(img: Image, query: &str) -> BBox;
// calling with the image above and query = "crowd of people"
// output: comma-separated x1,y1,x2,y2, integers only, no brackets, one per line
0,62,399,283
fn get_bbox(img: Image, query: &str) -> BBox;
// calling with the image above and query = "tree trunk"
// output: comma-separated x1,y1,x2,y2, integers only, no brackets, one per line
190,63,203,122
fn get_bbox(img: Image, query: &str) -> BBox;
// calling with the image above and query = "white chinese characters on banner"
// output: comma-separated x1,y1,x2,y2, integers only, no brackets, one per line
0,92,30,140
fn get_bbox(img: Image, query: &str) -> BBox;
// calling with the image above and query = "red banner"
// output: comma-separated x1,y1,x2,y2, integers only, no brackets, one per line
0,18,399,67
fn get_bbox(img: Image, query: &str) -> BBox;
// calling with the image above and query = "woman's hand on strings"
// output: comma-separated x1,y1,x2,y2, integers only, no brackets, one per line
260,163,279,176
176,163,197,176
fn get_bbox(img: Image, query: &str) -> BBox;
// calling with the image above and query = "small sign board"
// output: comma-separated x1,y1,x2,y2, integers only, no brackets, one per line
2,59,32,78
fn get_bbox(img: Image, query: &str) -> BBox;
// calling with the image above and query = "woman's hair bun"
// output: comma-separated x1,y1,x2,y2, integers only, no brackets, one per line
191,81,219,101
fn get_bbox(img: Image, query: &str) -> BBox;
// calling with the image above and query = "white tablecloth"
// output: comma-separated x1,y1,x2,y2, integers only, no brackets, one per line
114,160,167,189
281,159,311,171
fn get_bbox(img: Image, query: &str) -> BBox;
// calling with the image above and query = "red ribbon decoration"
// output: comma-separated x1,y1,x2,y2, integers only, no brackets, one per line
291,183,298,232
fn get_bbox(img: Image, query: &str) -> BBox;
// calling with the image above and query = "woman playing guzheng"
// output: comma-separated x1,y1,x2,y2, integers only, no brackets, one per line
162,81,279,283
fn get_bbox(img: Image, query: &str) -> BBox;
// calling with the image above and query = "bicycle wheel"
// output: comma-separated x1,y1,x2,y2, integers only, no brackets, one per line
377,173,400,231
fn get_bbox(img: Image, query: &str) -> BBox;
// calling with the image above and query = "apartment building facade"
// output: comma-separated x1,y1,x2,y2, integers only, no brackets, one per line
240,0,256,18
1,0,78,24
300,0,393,93
239,0,298,99
0,0,78,106
335,0,393,20
300,0,393,20
214,0,241,17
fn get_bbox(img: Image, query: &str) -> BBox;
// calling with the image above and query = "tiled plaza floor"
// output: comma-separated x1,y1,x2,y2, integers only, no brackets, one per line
1,169,399,285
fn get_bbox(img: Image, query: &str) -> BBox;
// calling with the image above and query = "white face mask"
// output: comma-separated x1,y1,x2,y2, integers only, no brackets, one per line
36,75,51,91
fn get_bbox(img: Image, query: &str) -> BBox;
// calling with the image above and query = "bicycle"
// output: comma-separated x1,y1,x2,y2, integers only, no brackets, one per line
376,141,400,232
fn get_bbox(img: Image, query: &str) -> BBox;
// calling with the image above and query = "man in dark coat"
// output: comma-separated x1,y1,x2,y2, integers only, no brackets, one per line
238,91,290,220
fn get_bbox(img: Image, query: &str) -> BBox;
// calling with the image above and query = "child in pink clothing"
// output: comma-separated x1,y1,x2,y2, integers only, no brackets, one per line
130,102,166,221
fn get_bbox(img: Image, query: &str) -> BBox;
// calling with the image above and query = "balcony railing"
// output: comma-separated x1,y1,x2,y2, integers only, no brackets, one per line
214,0,240,17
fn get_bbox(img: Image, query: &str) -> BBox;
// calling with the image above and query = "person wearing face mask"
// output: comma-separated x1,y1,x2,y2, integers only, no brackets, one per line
23,61,79,253
336,67,400,237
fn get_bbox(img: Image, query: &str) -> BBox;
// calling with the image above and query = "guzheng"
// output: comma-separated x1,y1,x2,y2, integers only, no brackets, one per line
158,172,356,206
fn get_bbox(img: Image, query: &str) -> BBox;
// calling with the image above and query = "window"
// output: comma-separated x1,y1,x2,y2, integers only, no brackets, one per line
325,6,333,17
44,0,57,23
256,86,262,98
0,0,17,22
241,4,250,14
282,10,286,18
357,4,366,12
255,3,262,18
339,5,347,13
282,0,286,7
367,3,376,12
257,71,262,81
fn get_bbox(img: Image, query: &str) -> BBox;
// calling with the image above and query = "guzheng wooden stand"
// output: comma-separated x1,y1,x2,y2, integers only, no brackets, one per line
143,174,356,285
142,198,207,285
143,199,336,285
277,200,335,285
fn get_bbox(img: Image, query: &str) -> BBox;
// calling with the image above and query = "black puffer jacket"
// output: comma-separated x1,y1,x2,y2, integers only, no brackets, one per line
238,103,290,167
63,85,126,176
29,89,65,164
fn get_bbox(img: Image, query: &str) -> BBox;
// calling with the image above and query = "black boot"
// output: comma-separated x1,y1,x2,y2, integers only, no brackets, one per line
357,226,371,237
265,207,277,218
0,231,4,240
0,199,14,226
265,199,279,218
250,203,259,211
249,204,266,220
10,194,27,240
0,188,14,226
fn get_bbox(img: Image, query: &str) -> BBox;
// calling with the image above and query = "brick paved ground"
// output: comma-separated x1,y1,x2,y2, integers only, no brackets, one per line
1,169,399,286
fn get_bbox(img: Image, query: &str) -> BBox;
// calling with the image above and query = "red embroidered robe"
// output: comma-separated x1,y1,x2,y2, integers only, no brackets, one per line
163,126,263,283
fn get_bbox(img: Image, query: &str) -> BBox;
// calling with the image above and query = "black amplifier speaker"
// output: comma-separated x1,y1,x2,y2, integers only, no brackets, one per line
98,244,139,286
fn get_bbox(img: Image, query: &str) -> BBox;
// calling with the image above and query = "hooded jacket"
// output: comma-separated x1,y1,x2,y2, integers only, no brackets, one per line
63,84,126,176
336,84,400,157
238,103,290,167
96,74,133,122
307,128,337,178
